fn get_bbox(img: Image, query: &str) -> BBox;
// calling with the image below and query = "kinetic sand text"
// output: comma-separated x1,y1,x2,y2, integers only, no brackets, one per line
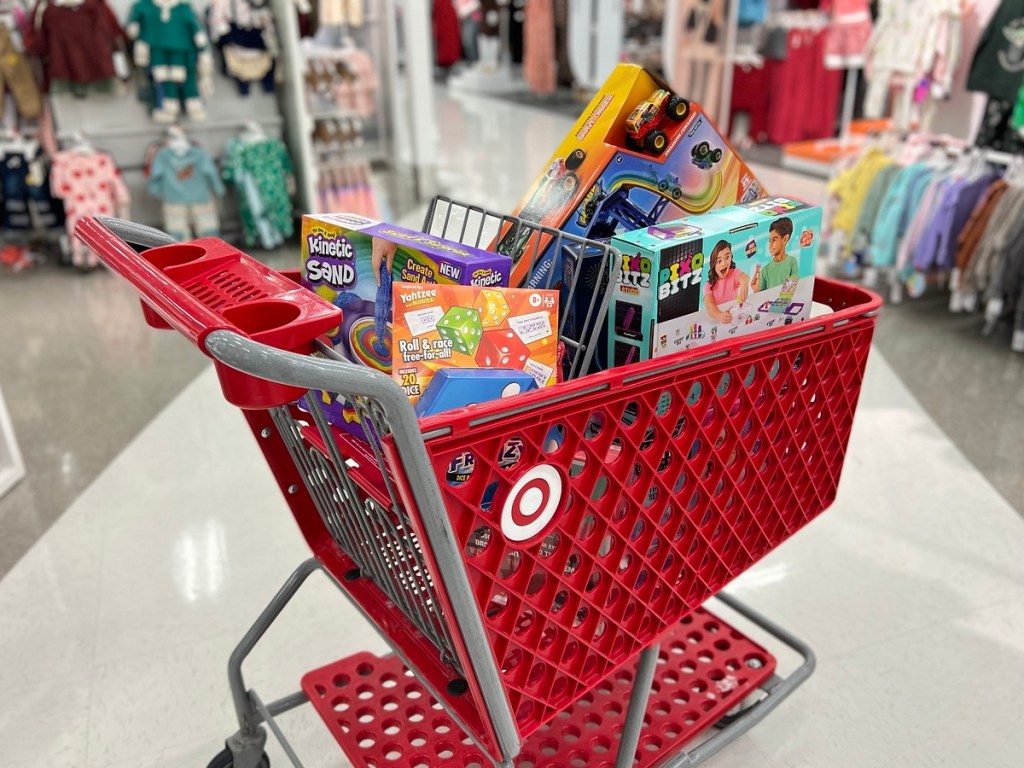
397,337,455,364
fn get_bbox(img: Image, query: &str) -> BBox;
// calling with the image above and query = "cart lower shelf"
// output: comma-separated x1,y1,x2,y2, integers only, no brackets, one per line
301,607,776,768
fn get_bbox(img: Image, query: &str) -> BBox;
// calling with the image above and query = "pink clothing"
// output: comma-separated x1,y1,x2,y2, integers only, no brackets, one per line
50,150,131,268
704,268,744,308
823,0,872,69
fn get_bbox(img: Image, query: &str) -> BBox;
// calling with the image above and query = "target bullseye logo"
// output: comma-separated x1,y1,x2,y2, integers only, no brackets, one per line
502,464,564,542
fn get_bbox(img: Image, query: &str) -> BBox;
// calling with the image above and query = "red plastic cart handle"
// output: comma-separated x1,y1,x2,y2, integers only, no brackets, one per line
75,218,342,408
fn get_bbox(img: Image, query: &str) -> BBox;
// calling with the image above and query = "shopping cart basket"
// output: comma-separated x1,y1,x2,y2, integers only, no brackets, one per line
76,198,880,768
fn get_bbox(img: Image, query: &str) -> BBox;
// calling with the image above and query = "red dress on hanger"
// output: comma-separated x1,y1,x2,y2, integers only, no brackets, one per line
434,0,463,67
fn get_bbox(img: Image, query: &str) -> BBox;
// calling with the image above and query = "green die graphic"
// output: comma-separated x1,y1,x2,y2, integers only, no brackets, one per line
437,306,484,356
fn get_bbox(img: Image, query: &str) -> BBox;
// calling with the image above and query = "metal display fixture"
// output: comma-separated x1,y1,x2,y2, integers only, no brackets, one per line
74,197,881,768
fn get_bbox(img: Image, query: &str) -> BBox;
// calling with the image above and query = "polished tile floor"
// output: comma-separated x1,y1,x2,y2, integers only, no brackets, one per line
2,88,1024,767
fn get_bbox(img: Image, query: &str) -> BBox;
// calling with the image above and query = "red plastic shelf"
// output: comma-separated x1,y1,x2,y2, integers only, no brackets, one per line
301,607,776,768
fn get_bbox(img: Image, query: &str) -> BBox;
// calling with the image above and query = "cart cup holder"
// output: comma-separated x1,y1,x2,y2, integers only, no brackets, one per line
214,295,342,410
222,300,303,337
141,243,207,270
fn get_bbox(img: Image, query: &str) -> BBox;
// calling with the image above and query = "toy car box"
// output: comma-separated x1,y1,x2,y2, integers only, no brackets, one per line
608,197,821,365
498,63,765,370
300,213,511,434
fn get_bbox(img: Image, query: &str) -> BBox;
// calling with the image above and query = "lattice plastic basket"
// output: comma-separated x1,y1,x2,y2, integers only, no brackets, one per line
392,277,878,744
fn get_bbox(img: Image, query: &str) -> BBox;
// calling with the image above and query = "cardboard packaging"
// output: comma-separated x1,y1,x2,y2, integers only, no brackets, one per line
608,197,821,365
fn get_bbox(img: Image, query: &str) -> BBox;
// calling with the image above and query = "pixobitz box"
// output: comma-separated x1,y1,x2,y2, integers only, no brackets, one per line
301,213,511,433
608,197,821,365
392,283,559,405
498,63,764,370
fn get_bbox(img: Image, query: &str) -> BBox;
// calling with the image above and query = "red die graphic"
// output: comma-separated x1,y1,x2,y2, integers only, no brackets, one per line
475,329,529,368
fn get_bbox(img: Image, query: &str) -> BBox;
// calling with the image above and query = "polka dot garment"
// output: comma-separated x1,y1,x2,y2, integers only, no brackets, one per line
50,150,131,268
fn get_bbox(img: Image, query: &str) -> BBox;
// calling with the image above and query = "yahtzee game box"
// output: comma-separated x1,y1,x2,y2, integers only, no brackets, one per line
391,284,559,406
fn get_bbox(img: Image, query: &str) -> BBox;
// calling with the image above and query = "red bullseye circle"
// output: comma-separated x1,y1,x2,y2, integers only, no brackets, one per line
502,465,564,542
510,479,552,527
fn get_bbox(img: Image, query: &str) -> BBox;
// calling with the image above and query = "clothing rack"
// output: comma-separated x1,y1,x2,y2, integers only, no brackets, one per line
827,132,1024,353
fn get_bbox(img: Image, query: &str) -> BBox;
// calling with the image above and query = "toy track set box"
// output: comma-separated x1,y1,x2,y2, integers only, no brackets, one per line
301,213,512,432
502,64,763,284
500,63,764,369
609,197,822,365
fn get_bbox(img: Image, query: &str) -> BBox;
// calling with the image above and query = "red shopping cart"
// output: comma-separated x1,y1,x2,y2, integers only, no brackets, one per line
76,198,880,768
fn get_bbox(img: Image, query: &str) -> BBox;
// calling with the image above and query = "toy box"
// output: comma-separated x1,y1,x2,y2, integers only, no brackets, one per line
497,63,765,370
608,197,821,365
301,213,511,370
414,369,538,418
301,213,511,432
392,283,559,405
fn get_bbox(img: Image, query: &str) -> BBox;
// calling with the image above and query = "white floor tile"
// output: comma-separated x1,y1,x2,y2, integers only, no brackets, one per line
2,680,91,768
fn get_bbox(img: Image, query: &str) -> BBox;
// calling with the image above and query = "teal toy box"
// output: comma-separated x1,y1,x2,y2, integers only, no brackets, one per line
608,197,821,365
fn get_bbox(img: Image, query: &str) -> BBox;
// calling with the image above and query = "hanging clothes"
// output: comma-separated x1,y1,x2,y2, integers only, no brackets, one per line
961,186,1024,298
0,25,41,118
826,146,891,242
320,0,363,27
433,0,462,67
523,0,556,93
822,0,872,69
967,0,1024,103
1,141,62,231
955,178,1009,276
26,0,125,96
50,149,130,268
976,95,1024,152
850,163,901,250
863,0,962,129
738,0,766,26
868,163,935,268
148,144,225,240
912,170,1000,272
222,136,294,249
208,0,278,96
126,0,213,122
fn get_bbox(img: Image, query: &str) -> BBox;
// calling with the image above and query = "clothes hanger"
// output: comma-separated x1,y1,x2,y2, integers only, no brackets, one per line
239,120,266,143
166,125,190,155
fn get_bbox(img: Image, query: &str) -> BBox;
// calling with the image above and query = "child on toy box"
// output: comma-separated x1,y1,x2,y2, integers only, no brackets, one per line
752,217,799,291
703,240,752,324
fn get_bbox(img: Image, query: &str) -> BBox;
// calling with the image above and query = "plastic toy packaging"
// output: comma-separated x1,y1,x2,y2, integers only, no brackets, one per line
300,213,513,433
609,197,822,365
391,283,559,410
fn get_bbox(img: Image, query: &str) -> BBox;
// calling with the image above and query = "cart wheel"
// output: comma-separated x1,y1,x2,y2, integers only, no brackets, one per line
206,747,270,768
